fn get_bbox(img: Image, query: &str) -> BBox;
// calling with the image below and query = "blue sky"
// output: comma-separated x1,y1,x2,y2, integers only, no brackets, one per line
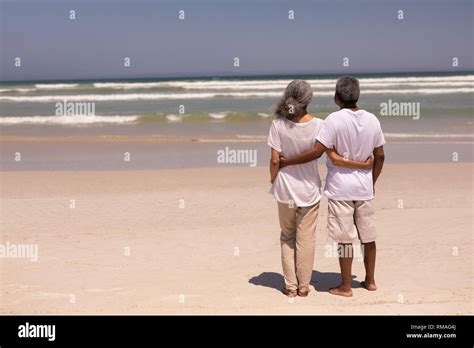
0,0,472,81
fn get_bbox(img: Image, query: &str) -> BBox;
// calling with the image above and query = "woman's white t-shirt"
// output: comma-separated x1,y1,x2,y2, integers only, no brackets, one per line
267,117,324,207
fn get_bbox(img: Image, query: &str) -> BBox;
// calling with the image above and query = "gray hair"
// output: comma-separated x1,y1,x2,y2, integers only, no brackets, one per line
275,80,313,118
335,75,360,106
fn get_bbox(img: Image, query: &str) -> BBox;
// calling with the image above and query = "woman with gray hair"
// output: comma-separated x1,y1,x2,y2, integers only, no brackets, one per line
274,80,314,119
267,80,372,297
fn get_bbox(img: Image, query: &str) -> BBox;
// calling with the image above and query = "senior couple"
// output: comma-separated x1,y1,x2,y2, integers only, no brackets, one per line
268,76,385,297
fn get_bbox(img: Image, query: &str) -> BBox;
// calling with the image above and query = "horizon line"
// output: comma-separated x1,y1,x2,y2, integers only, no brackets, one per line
1,70,473,84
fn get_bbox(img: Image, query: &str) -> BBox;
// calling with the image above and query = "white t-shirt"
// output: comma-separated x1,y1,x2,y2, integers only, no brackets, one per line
267,117,324,207
317,109,385,201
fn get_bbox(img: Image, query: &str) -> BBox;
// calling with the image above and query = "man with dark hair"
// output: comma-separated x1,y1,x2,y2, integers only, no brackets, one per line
335,75,360,107
280,75,385,297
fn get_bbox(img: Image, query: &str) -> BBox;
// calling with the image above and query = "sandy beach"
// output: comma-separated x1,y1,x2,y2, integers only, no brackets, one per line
1,2,473,346
1,163,472,314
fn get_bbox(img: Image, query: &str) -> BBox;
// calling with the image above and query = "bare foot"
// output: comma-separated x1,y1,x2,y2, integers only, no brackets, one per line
329,286,353,297
361,281,377,291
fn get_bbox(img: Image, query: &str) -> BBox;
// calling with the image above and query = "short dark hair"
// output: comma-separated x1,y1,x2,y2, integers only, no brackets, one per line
335,75,360,106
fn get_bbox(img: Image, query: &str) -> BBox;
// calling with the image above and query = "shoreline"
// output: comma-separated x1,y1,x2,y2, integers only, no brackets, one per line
0,134,268,143
1,134,472,172
1,132,473,143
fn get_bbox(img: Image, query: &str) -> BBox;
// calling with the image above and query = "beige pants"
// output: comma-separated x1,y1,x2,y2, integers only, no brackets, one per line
277,201,319,293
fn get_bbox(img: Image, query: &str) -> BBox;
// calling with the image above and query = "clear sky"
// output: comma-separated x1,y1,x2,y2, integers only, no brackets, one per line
0,0,472,81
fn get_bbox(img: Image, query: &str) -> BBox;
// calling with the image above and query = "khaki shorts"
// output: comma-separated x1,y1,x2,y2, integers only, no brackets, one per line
327,199,376,244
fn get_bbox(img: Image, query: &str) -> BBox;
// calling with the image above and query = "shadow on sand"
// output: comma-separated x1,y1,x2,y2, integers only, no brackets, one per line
249,270,361,293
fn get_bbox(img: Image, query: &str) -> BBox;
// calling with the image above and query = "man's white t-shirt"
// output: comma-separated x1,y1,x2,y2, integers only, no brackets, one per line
317,109,385,201
267,117,324,207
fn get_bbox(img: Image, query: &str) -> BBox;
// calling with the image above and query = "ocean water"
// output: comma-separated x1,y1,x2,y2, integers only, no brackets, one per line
0,73,473,140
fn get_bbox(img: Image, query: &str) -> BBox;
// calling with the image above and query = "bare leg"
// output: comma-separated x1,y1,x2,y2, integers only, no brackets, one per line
361,241,377,291
329,243,353,297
